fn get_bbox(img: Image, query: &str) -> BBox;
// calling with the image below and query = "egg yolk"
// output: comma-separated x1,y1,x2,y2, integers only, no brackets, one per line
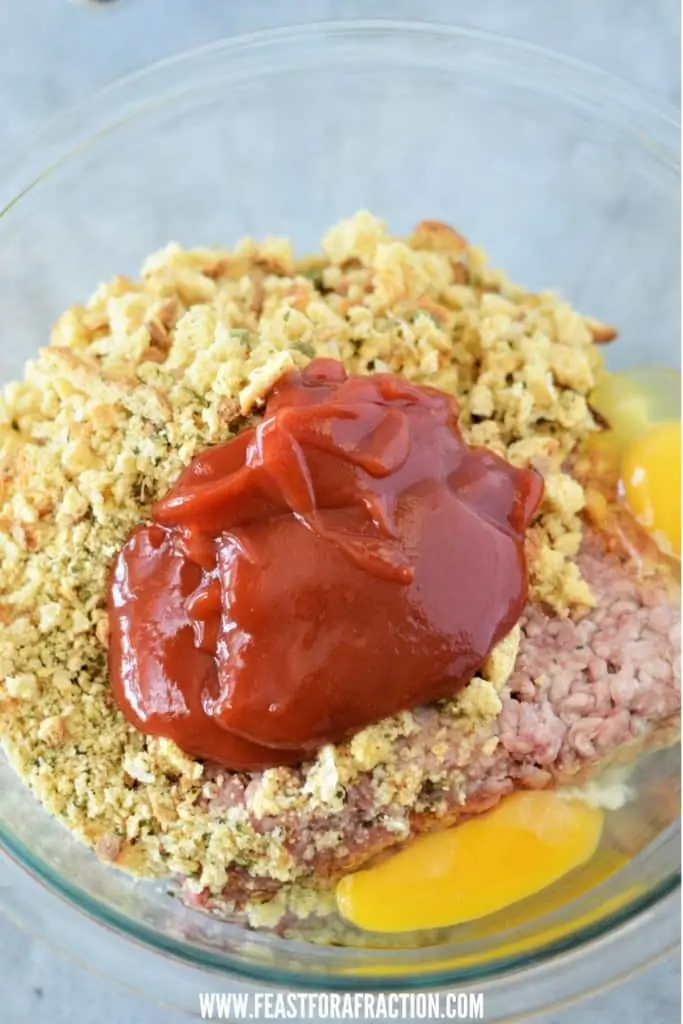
621,420,681,556
336,791,604,933
589,367,681,556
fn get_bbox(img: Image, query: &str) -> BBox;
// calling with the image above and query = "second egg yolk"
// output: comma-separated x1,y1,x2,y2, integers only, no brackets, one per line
336,791,604,933
588,367,681,557
621,420,681,556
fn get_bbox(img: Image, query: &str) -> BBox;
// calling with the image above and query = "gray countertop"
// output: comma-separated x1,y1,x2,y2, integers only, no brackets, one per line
0,1,680,1021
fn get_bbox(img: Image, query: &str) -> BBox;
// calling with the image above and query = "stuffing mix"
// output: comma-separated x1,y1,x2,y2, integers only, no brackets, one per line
0,212,679,933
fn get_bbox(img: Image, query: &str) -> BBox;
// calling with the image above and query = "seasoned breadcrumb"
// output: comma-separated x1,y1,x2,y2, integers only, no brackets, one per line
0,212,607,893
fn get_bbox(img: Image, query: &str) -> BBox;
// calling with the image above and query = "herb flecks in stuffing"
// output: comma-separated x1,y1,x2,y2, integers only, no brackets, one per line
0,212,615,903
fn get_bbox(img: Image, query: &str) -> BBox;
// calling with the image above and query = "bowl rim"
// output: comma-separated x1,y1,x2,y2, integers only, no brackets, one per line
2,819,680,990
1,843,678,1020
0,15,680,1010
0,17,679,213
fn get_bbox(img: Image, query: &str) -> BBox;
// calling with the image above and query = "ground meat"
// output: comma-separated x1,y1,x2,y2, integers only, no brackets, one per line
189,527,679,918
1,213,674,933
502,547,680,776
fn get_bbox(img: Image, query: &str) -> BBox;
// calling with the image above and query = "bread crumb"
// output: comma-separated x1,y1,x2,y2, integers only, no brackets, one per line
4,674,39,700
482,625,521,691
0,211,606,900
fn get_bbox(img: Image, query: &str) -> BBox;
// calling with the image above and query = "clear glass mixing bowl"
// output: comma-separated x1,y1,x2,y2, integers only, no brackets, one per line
0,20,679,1020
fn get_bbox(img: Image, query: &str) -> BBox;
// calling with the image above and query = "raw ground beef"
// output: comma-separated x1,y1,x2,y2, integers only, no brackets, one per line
186,525,680,917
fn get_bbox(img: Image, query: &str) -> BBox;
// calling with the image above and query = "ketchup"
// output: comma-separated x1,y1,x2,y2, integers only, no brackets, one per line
108,359,543,770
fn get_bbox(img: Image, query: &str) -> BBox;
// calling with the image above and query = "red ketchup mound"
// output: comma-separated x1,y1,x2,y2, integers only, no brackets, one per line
108,359,543,770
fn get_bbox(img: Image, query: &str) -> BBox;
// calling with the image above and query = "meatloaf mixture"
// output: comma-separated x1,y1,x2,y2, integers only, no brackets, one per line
0,211,679,933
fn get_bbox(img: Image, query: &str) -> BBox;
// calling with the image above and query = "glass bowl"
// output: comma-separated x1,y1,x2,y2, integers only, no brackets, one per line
0,20,679,1020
